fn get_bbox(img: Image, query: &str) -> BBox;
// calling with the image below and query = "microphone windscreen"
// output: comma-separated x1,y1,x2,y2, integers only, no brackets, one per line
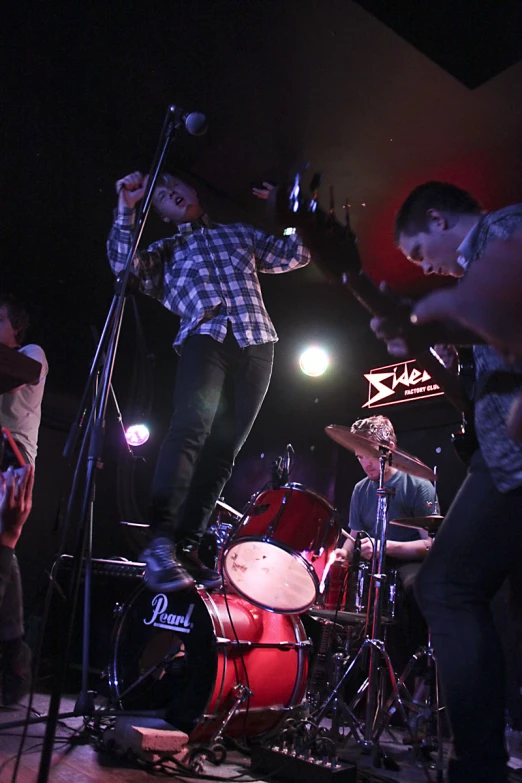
185,112,208,136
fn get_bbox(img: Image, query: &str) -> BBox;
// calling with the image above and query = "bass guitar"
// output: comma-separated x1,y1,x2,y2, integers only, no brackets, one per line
292,178,475,457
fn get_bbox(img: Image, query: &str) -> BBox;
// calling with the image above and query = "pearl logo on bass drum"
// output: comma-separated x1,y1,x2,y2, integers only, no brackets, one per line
143,593,195,633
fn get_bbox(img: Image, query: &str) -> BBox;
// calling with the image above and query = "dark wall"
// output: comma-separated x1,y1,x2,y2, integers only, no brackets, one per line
5,1,521,625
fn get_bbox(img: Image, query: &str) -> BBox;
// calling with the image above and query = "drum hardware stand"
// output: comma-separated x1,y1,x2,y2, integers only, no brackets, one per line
374,632,445,782
113,646,184,703
307,613,364,743
327,646,365,743
188,683,254,769
28,105,206,783
373,530,445,782
311,449,432,780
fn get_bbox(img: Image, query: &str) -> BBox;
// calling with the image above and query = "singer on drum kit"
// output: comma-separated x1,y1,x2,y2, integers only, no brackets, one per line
107,173,310,594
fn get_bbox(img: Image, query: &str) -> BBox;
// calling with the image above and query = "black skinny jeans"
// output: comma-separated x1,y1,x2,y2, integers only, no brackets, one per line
415,449,522,783
150,330,274,545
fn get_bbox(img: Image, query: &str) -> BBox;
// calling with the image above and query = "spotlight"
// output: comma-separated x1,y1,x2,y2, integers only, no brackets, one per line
299,346,329,377
125,423,150,446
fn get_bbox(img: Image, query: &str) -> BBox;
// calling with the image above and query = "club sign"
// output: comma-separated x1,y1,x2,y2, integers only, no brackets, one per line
363,359,443,408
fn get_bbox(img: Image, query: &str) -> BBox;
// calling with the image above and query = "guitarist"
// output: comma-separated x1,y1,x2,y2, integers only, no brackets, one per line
370,181,522,783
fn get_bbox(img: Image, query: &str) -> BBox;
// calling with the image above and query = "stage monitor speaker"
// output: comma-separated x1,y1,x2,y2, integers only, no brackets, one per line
40,555,144,687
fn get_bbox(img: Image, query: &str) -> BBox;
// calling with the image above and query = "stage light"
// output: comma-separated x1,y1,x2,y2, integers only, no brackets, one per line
299,346,329,377
125,423,150,446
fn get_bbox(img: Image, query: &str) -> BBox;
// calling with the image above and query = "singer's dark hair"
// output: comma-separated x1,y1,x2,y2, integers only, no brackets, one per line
394,182,482,243
351,415,397,448
0,295,30,345
155,171,198,191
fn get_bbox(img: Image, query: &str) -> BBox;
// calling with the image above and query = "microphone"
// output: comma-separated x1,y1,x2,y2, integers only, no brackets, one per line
282,443,294,482
168,104,208,136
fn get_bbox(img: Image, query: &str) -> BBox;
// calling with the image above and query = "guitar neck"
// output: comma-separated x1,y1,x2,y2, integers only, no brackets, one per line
342,269,470,415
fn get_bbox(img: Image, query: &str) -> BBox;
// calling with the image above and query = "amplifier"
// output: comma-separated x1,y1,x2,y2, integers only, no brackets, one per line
41,554,145,685
56,554,145,581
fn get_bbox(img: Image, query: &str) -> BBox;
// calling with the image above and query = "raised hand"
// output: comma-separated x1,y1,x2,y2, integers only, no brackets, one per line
0,465,35,549
115,171,150,212
252,181,276,201
252,181,289,226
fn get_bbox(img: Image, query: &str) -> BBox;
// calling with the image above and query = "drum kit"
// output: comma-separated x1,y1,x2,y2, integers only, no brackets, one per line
108,426,445,777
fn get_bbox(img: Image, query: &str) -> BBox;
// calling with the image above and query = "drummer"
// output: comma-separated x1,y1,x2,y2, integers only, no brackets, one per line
335,415,436,573
334,415,437,665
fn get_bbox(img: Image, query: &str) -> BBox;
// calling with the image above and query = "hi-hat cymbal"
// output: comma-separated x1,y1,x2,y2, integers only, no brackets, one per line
391,515,444,533
325,425,435,482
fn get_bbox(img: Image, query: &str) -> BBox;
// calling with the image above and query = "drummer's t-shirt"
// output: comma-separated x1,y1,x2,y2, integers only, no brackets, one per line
348,470,437,543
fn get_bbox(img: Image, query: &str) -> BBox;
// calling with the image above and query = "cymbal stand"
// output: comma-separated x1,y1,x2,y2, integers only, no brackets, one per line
373,533,445,781
328,628,365,742
312,449,431,778
308,617,364,743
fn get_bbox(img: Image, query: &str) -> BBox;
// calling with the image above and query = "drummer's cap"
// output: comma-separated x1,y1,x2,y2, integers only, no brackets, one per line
351,415,397,448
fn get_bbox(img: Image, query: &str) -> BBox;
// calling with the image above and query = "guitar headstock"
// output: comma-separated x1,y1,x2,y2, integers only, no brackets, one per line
341,197,362,275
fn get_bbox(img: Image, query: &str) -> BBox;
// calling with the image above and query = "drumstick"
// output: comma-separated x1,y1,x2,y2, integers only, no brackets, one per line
215,498,242,518
341,530,357,543
319,550,338,594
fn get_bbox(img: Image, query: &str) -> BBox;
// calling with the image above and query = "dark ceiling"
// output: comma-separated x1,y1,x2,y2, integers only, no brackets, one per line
3,0,522,462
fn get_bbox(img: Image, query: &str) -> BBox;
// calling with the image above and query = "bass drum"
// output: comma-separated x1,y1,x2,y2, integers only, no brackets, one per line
109,585,309,741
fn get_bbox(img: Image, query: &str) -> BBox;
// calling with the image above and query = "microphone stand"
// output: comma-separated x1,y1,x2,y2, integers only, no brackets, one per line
35,105,189,783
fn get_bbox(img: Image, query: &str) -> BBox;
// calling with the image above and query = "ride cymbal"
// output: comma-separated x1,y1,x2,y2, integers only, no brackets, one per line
325,425,435,482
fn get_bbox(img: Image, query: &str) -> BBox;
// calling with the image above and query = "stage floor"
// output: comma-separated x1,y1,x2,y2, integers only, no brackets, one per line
0,693,521,782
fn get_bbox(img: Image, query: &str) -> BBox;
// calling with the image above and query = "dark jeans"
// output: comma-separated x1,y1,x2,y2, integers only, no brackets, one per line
415,449,522,783
0,442,26,643
150,331,274,544
0,554,24,641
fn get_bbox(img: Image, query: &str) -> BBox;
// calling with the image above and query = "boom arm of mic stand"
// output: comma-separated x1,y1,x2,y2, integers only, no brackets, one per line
37,105,183,783
63,106,178,461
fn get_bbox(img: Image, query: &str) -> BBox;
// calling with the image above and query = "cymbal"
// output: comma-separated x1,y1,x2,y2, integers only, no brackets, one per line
391,515,444,533
325,425,435,482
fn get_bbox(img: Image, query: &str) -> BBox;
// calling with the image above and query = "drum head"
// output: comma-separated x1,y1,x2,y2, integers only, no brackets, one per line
110,586,217,734
223,539,317,614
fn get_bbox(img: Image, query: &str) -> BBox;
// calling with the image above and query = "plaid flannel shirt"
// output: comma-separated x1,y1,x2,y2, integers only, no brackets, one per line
457,204,522,492
107,208,310,351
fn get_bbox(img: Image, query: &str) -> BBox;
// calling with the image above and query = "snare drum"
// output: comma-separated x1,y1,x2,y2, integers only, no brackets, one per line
222,483,339,614
319,560,349,610
346,561,401,621
313,560,401,623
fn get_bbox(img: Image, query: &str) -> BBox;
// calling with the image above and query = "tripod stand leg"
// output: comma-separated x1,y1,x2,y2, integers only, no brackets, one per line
435,658,445,782
312,641,367,743
373,653,417,742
